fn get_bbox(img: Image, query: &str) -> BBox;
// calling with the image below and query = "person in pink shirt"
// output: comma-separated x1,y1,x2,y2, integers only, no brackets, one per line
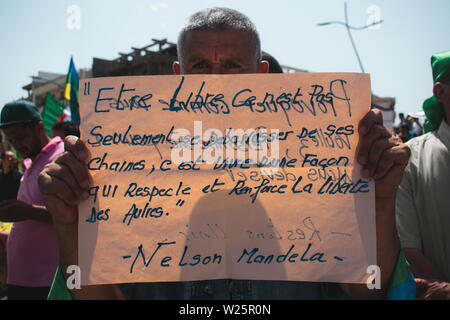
0,100,64,300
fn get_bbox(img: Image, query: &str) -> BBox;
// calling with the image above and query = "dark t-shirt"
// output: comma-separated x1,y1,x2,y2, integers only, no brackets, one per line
0,168,22,201
118,279,327,300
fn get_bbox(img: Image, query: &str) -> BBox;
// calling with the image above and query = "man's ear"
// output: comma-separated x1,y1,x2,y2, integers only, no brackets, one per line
37,121,45,132
433,82,444,103
173,61,181,75
37,121,47,136
257,60,269,74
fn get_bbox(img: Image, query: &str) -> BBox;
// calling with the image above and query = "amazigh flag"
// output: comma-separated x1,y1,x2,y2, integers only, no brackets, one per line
42,93,65,136
64,57,80,124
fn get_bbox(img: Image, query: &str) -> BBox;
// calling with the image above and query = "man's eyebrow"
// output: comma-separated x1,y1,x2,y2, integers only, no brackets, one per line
185,54,208,63
222,57,244,62
219,55,246,62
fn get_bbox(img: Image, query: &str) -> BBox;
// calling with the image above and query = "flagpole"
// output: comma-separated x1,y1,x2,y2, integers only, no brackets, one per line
317,1,383,73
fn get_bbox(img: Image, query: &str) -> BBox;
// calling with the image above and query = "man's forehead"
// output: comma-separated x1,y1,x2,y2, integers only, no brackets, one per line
180,29,256,63
183,29,253,48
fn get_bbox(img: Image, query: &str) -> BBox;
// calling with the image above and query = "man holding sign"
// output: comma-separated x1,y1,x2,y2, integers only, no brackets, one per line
39,7,413,299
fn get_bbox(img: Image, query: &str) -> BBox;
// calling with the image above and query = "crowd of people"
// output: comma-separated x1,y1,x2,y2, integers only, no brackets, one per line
0,7,449,301
394,112,424,142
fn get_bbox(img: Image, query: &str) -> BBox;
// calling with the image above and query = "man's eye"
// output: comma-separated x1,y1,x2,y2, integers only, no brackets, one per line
192,61,209,69
223,61,241,69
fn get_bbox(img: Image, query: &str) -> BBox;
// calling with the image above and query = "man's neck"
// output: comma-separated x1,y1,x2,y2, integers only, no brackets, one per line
42,135,51,148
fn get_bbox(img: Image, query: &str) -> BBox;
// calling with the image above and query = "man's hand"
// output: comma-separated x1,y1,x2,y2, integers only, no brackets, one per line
342,108,411,298
38,135,91,226
0,199,51,223
416,279,450,300
37,135,127,300
0,200,29,222
357,108,410,199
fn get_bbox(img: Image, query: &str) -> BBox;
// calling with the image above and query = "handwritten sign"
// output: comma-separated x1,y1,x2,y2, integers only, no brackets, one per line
78,73,376,285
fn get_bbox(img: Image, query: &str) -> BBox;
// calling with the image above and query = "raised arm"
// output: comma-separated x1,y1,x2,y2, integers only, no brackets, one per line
38,135,123,299
341,108,411,298
0,200,52,223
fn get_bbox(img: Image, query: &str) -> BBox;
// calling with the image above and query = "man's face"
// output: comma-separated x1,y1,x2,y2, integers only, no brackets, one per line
436,81,450,108
2,123,42,159
174,29,267,75
2,151,17,172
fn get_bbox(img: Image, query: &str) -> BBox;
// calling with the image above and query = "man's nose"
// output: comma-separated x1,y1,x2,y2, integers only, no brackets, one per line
210,63,222,74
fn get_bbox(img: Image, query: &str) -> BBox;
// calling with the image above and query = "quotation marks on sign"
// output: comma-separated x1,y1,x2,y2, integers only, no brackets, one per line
84,81,91,96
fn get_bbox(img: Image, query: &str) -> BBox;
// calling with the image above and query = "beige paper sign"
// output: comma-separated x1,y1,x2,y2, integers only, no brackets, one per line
78,73,376,285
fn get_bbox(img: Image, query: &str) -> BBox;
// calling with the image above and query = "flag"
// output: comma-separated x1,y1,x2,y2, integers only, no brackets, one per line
59,106,72,122
43,93,65,136
9,146,23,170
64,57,80,124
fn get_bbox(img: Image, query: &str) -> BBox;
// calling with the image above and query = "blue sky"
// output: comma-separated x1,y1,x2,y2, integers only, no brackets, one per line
1,0,449,117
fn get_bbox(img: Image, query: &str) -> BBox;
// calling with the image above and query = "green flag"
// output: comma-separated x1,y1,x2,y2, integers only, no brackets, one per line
43,93,64,136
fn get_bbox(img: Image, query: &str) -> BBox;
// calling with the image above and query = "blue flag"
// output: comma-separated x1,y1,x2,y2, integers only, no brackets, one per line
64,57,80,125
